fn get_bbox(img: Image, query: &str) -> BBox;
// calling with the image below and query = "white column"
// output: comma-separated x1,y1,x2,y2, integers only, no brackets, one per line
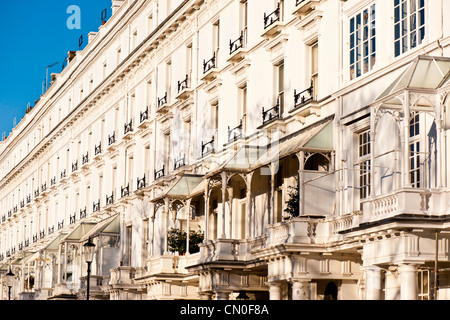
269,282,282,300
186,199,191,255
365,266,382,300
220,172,227,239
399,264,418,300
403,93,411,187
292,280,310,300
215,291,230,300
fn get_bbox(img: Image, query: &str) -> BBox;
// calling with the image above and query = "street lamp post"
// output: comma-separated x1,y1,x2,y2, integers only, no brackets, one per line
5,267,14,300
83,237,96,301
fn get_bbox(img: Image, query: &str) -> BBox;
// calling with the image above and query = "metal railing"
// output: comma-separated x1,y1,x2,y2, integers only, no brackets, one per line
294,80,314,108
155,166,165,180
178,75,189,93
264,3,281,29
262,99,280,124
203,52,216,74
202,137,215,156
229,31,244,55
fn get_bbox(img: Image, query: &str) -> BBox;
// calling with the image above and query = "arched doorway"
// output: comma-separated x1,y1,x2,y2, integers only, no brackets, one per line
323,281,338,300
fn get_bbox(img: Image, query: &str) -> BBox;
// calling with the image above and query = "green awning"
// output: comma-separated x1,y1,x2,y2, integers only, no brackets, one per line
375,55,450,106
252,119,334,169
80,214,120,242
152,174,205,202
61,223,96,242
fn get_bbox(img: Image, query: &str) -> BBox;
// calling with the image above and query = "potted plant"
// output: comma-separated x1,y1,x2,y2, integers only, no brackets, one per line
168,228,204,255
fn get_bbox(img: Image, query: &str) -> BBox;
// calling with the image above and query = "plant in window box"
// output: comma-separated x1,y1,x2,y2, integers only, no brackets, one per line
168,228,204,255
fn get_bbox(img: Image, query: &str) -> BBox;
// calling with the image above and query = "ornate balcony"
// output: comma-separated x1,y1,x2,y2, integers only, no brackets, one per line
360,188,450,227
121,184,130,198
108,132,116,146
228,31,248,64
262,3,284,39
106,194,114,206
80,207,87,219
123,120,133,139
138,107,151,129
201,137,215,157
93,200,100,213
292,0,322,18
289,81,320,124
201,52,219,82
94,143,102,159
137,175,146,190
174,155,186,170
157,93,170,114
82,152,89,167
228,120,243,142
72,161,78,173
261,99,280,125
155,166,165,180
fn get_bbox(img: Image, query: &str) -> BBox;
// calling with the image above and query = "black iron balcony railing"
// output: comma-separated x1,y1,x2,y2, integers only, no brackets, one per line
82,152,89,165
72,161,78,172
228,119,243,142
264,3,281,29
294,80,314,108
155,166,165,180
18,242,23,251
93,201,100,212
58,220,64,230
202,137,215,156
1,215,5,222
13,206,18,213
95,143,102,156
48,226,54,235
108,132,116,146
32,234,38,243
124,120,133,135
11,247,15,255
40,230,45,239
20,200,25,208
178,75,189,93
140,107,149,123
262,98,280,124
70,213,76,224
137,175,146,190
6,250,10,258
158,93,168,109
203,52,216,74
174,155,186,170
121,184,130,198
41,182,47,193
230,31,244,55
106,194,114,205
80,207,87,219
8,210,12,217
61,169,67,179
25,239,29,248
51,176,57,186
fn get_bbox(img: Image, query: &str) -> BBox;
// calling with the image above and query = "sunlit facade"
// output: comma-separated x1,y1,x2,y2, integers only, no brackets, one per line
1,0,450,300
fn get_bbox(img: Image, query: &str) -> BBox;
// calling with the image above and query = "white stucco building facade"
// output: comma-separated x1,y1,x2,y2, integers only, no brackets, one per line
0,0,450,300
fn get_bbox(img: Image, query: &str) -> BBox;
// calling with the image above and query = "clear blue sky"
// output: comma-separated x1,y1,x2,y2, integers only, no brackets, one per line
0,0,112,139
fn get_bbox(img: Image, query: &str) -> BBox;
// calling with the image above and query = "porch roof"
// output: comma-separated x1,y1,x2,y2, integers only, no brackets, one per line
80,214,120,242
251,119,334,169
152,174,205,202
60,222,96,243
374,55,450,107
